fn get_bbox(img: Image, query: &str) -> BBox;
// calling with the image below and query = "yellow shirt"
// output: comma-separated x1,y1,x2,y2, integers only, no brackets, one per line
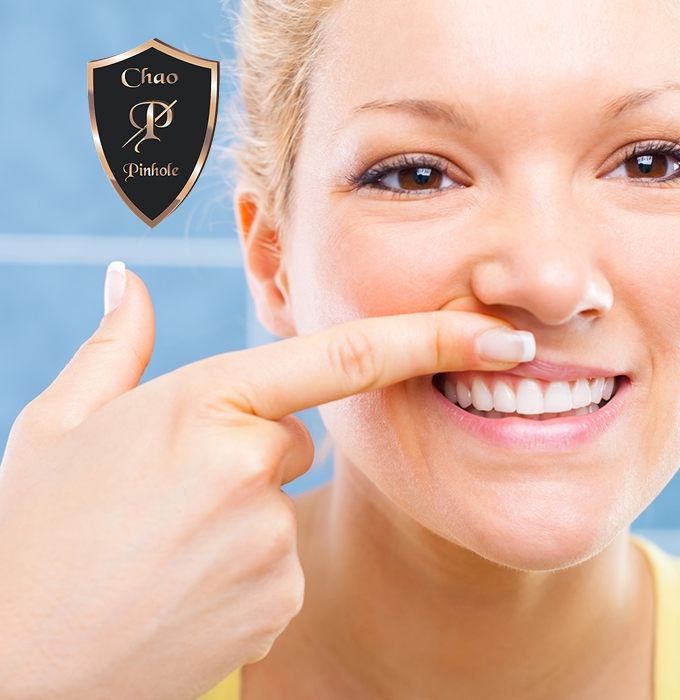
196,533,680,700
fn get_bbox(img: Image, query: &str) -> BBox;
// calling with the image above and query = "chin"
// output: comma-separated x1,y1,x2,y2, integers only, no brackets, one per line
421,479,631,573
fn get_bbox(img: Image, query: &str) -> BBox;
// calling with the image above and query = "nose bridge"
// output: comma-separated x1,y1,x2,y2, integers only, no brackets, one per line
470,167,609,327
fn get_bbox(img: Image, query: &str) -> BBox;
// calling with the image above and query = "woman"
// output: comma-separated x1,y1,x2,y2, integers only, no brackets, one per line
1,0,679,698
201,0,680,697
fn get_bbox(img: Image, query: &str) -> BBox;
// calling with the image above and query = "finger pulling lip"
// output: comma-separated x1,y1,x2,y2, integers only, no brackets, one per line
431,374,632,452
497,359,630,382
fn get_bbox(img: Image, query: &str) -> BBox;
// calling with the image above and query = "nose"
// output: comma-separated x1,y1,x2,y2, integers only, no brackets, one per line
467,186,614,327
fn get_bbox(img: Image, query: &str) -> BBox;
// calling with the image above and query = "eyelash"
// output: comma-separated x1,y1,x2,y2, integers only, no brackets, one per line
345,140,680,199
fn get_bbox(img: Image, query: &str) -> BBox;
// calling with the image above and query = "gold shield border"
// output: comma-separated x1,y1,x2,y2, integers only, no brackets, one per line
87,38,219,228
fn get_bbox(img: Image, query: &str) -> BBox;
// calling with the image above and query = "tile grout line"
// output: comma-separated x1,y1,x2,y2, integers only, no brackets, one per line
0,233,244,268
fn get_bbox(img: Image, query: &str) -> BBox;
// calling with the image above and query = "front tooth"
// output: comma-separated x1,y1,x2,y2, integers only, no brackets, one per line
493,380,516,413
542,381,572,413
471,377,494,411
602,376,615,401
456,380,472,408
571,378,591,409
590,377,604,404
515,378,544,415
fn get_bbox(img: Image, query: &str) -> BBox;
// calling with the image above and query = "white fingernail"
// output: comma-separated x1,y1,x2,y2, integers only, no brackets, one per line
104,260,127,316
475,328,536,363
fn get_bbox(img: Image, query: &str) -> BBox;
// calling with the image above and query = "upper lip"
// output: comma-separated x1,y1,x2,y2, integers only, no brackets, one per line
500,359,627,382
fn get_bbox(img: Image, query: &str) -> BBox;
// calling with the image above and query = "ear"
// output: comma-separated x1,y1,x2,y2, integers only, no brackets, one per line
233,184,297,338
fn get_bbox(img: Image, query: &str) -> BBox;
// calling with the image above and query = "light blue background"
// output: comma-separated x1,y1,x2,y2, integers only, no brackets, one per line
0,0,677,552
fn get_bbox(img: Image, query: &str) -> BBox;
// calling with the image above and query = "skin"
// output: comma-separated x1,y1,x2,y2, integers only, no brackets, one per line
236,0,680,697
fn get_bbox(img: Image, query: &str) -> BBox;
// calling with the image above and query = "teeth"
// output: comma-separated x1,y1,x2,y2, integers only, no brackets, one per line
493,380,516,413
590,377,605,404
464,401,602,420
471,377,494,411
543,380,572,412
571,378,591,409
455,380,471,408
440,373,619,417
515,378,544,415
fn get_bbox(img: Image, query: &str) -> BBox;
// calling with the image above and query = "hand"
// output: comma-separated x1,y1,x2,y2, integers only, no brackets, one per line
0,265,533,699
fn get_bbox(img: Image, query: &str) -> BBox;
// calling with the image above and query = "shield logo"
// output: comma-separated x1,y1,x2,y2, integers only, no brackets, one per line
88,38,219,227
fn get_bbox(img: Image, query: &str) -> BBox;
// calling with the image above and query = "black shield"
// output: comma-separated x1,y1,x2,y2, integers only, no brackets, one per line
88,38,219,227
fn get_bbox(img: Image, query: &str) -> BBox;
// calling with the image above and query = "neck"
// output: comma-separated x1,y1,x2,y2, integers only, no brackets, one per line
296,452,653,699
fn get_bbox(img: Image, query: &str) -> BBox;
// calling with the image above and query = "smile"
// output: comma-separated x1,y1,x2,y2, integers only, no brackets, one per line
431,372,632,451
433,371,622,420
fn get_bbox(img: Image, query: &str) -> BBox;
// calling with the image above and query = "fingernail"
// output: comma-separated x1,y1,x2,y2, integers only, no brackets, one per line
104,260,127,316
475,328,536,363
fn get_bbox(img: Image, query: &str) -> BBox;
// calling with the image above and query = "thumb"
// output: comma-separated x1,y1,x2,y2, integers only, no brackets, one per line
38,261,156,432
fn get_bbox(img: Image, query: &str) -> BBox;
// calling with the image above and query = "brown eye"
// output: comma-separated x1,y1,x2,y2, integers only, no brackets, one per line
622,153,680,179
374,162,457,194
606,143,680,185
395,166,443,190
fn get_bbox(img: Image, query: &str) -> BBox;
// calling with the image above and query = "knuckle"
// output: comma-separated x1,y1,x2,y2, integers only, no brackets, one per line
4,399,58,460
247,554,304,657
14,398,41,428
180,407,292,496
278,415,314,462
326,327,380,392
11,397,55,439
267,506,297,555
266,562,305,632
238,437,286,490
173,363,259,435
247,635,277,664
199,442,274,494
237,458,272,492
283,559,306,617
433,320,446,370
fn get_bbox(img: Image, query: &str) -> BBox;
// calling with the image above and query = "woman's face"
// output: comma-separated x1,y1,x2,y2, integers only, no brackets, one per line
277,0,680,568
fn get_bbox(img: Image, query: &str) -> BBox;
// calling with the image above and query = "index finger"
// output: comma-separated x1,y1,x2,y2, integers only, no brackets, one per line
192,311,535,421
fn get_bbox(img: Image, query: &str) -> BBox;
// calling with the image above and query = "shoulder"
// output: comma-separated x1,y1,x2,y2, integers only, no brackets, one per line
195,667,241,700
632,532,680,698
631,532,680,590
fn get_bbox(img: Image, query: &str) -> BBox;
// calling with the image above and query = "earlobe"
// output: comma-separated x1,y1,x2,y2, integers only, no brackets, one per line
233,186,297,338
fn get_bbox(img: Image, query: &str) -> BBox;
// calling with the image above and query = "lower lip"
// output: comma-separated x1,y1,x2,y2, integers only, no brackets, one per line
431,375,631,451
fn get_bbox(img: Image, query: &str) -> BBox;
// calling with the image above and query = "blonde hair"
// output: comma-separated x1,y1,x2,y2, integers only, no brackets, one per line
220,0,337,235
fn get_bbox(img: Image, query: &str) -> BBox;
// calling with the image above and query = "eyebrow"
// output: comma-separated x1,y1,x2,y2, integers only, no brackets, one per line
344,81,680,132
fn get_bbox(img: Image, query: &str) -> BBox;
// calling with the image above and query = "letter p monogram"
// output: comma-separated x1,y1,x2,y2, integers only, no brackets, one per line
123,99,177,153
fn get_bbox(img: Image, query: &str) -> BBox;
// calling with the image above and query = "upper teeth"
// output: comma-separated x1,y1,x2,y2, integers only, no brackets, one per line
441,373,617,415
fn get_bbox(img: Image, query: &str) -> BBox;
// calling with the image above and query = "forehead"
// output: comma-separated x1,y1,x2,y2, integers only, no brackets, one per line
307,0,680,141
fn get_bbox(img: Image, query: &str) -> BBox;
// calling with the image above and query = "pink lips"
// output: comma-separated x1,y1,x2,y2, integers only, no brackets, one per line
432,375,632,452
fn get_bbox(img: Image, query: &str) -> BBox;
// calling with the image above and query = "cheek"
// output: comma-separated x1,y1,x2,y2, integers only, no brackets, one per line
300,217,463,324
317,386,427,502
603,215,680,477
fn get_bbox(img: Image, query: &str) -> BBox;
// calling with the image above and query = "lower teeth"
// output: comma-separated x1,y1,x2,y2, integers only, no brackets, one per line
462,400,608,420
